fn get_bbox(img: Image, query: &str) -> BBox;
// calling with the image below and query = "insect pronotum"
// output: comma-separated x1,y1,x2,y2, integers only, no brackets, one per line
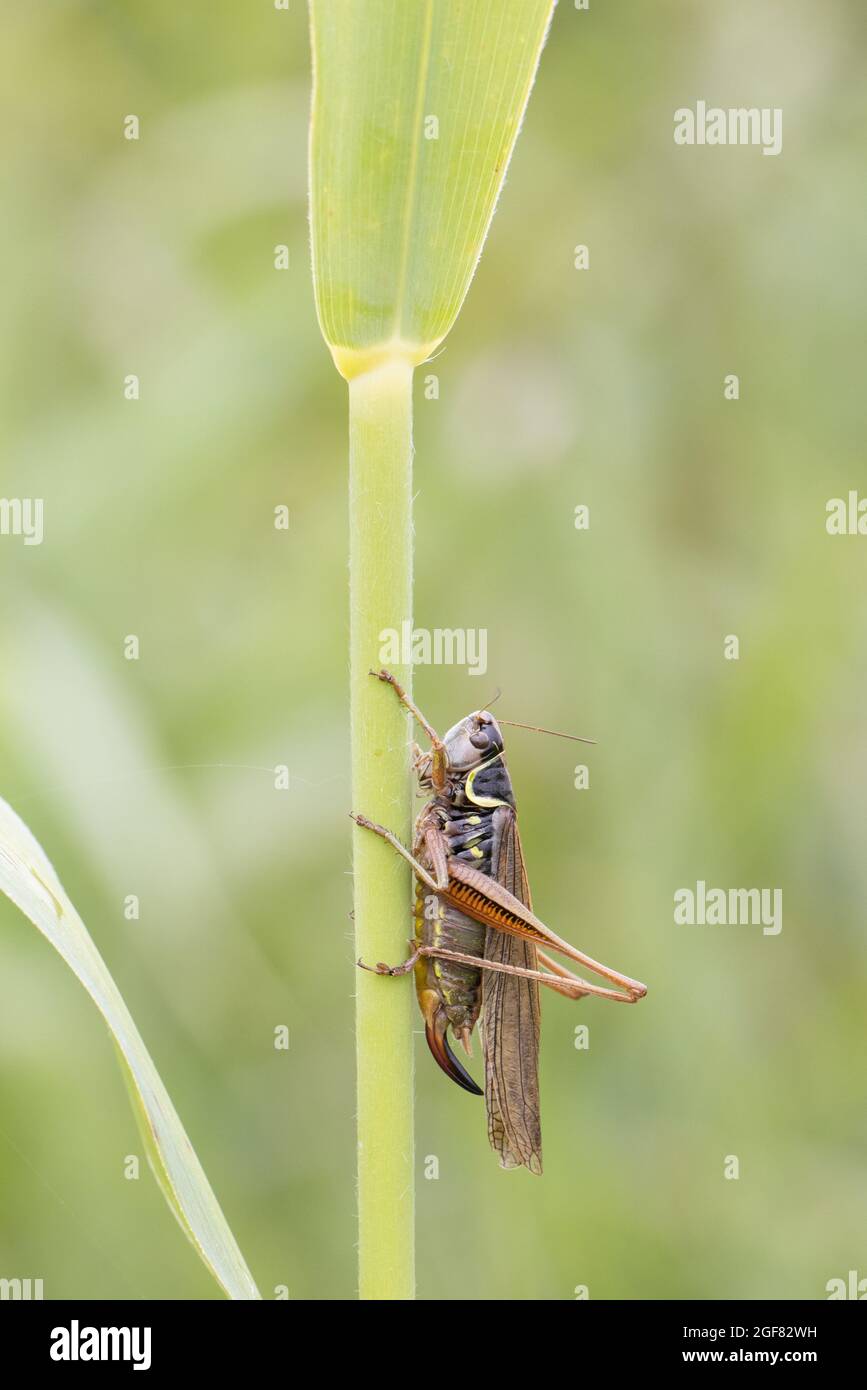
354,669,647,1175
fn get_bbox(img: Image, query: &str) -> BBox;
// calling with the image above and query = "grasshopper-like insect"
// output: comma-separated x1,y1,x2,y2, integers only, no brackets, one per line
354,670,647,1175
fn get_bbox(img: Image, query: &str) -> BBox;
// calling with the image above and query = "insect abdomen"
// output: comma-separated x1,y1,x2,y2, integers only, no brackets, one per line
414,881,484,1030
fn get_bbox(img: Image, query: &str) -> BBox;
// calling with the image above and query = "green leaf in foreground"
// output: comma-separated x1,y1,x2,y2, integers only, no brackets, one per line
309,0,557,378
0,794,259,1300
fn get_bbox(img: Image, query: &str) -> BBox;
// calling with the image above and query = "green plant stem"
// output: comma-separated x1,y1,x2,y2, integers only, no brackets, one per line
349,359,415,1301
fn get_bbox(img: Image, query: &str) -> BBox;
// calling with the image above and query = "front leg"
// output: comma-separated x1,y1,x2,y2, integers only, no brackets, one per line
370,669,448,792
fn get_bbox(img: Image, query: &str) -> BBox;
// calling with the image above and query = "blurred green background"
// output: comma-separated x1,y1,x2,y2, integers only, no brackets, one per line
1,0,865,1300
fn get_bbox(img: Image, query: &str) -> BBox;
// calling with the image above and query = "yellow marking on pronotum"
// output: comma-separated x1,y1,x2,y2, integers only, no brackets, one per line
464,753,509,809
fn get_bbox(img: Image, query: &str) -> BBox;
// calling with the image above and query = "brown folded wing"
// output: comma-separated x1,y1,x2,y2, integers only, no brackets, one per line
482,806,543,1174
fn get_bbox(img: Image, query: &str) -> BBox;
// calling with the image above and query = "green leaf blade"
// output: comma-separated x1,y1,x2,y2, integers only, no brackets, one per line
0,795,260,1301
310,0,556,378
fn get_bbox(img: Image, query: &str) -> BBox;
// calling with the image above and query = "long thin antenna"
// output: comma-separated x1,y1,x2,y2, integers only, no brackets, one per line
498,718,596,745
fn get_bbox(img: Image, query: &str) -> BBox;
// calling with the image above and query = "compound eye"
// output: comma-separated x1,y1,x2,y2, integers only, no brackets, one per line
469,727,491,750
